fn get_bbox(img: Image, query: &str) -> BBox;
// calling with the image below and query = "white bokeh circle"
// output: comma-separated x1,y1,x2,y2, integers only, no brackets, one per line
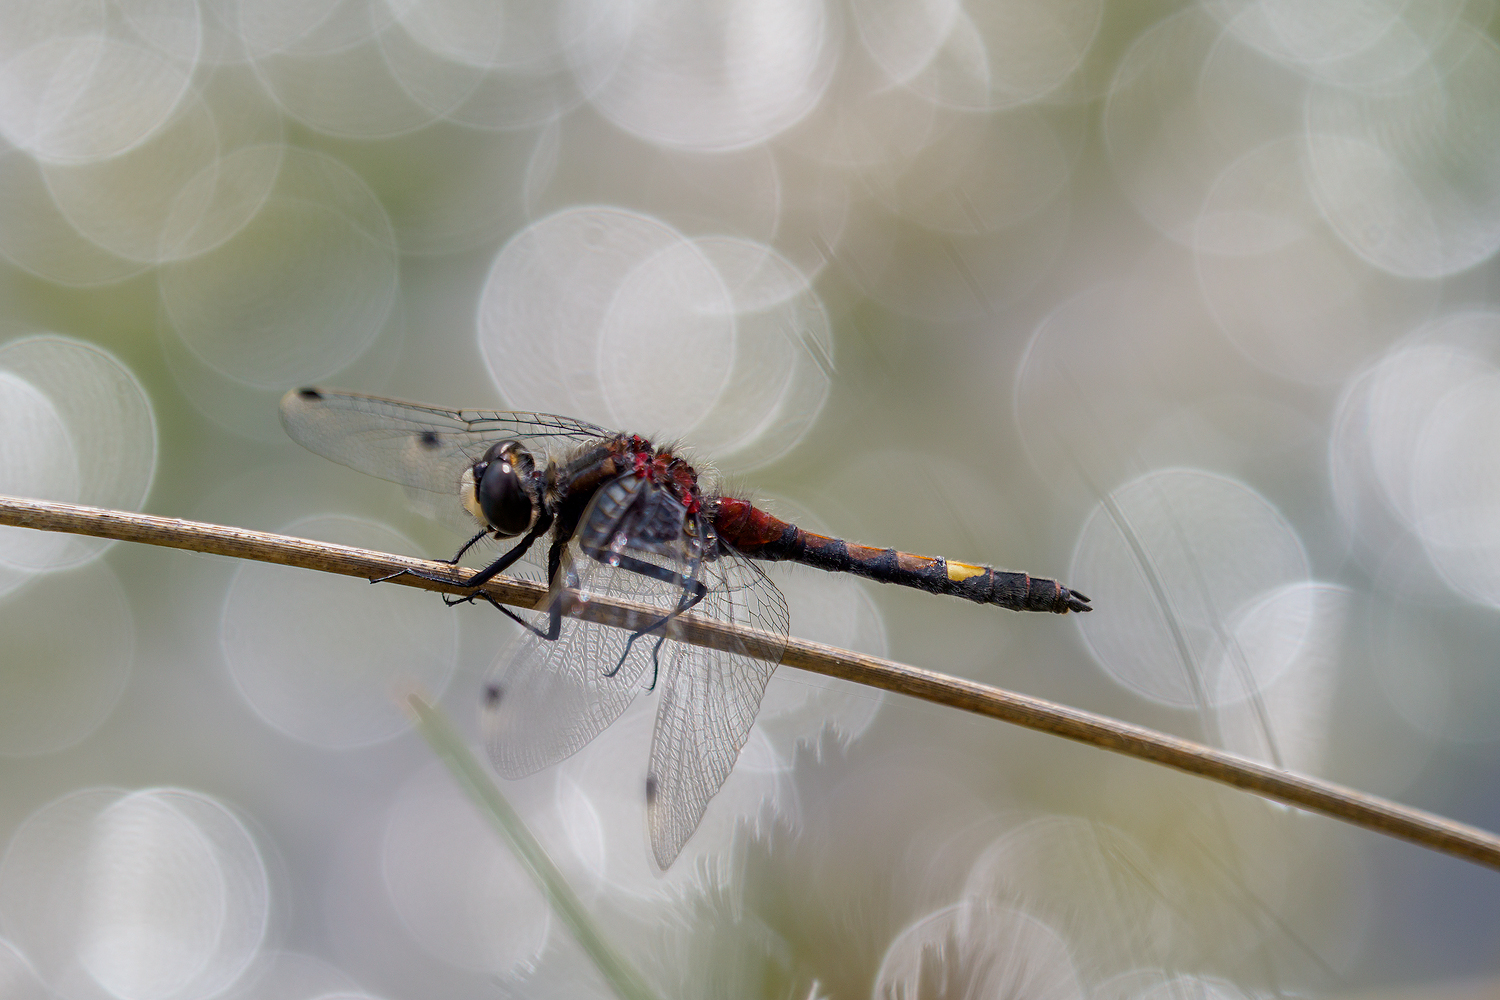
1070,468,1310,708
0,787,268,1000
0,335,157,579
221,515,458,749
158,147,397,389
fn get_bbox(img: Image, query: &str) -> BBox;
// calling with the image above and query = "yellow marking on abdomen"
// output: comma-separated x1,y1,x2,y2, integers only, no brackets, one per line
946,561,987,582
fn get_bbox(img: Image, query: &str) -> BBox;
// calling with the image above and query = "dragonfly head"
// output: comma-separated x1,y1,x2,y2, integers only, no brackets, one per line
463,441,538,537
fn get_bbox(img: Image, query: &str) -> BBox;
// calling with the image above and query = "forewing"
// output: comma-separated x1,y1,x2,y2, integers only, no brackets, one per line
482,542,693,777
279,387,613,496
646,552,789,869
482,479,699,777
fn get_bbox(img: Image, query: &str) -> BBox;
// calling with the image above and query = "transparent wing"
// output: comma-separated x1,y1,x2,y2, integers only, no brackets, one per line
482,475,683,776
481,477,790,868
645,551,788,868
279,387,614,497
481,543,678,777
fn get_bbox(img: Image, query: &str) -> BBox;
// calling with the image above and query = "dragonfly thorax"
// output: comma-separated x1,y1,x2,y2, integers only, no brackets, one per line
626,444,705,516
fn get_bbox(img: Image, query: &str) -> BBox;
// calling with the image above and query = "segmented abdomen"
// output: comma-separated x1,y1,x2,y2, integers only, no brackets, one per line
713,497,1089,614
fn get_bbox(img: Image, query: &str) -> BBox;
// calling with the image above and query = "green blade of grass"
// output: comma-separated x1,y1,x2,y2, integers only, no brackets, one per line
406,693,662,1000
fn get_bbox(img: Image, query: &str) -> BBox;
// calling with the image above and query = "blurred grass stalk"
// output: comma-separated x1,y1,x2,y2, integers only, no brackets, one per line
407,692,662,1000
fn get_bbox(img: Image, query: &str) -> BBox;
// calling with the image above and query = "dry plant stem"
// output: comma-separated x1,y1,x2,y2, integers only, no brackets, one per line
4,494,1499,873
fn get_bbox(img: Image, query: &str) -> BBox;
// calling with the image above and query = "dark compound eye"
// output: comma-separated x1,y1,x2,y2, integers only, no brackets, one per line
476,441,534,537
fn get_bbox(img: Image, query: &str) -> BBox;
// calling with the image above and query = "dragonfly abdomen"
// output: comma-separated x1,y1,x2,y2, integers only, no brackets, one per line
714,498,1090,614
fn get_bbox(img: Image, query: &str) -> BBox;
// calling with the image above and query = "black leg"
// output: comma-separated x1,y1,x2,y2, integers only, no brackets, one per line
449,528,489,563
586,549,709,678
645,635,669,691
465,531,570,641
539,536,568,642
369,528,489,585
375,519,551,616
433,529,540,607
470,590,555,639
447,530,489,563
494,535,572,643
466,512,553,590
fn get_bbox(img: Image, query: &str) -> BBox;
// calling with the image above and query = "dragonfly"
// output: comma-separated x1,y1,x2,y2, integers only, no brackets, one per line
279,387,1091,868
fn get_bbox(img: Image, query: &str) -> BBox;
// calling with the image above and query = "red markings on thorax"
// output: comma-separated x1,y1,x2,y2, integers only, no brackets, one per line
625,437,703,515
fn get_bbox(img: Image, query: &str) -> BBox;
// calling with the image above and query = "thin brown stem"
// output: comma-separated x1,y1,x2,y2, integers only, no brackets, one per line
3,494,1498,872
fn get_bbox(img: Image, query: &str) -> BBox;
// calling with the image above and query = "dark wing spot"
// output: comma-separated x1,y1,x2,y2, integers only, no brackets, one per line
484,683,502,707
645,774,658,804
417,430,441,449
296,387,322,399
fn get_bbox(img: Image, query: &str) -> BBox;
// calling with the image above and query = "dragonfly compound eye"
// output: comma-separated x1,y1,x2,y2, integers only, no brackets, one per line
477,441,534,537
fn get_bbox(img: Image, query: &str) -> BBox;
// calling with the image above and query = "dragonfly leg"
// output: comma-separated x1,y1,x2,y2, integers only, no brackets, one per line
463,511,553,590
449,528,490,563
369,528,489,585
443,513,555,610
588,550,709,679
377,518,555,626
493,535,574,642
470,590,554,639
449,527,568,639
645,635,669,691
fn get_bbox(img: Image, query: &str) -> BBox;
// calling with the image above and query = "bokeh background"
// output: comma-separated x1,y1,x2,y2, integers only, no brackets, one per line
1,0,1499,995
